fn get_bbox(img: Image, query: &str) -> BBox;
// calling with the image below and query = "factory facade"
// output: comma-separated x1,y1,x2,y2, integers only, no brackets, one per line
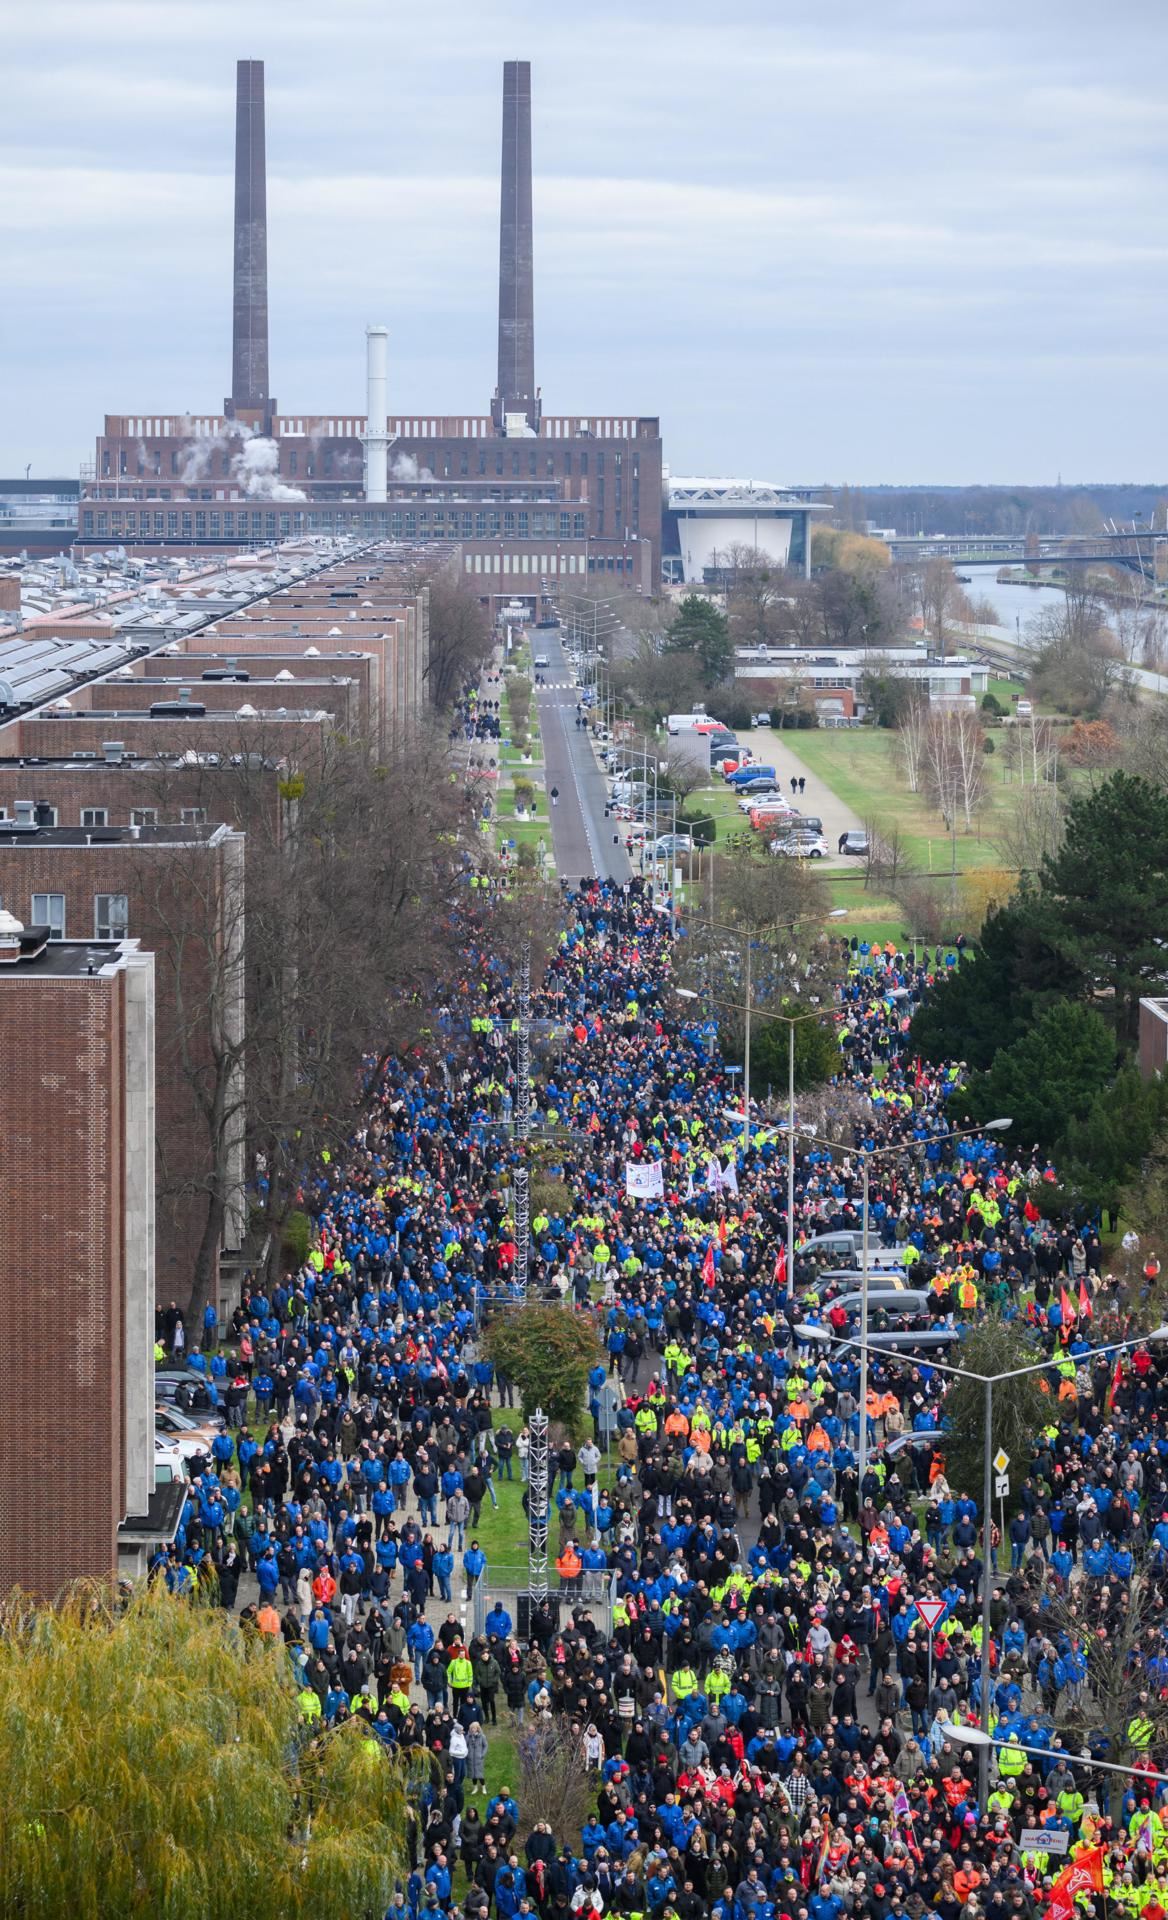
80,61,664,612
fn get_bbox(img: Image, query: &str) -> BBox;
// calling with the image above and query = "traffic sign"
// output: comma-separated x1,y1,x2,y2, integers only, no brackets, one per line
915,1597,947,1633
993,1449,1010,1475
995,1475,1010,1499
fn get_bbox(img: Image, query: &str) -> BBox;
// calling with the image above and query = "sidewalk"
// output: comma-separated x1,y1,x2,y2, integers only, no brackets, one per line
749,726,864,861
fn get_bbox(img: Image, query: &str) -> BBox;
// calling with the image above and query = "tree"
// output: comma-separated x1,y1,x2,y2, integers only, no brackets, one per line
937,1316,1049,1521
859,657,916,731
960,998,1116,1158
919,559,966,658
417,571,494,712
1060,1067,1168,1217
908,897,1081,1072
922,706,986,831
991,781,1066,879
664,595,732,689
1122,1137,1168,1275
722,544,787,650
1025,592,1131,718
1038,1566,1168,1819
895,689,931,794
746,1002,841,1094
0,1581,416,1917
516,1717,594,1842
1038,771,1168,1045
484,1304,603,1438
1062,718,1119,770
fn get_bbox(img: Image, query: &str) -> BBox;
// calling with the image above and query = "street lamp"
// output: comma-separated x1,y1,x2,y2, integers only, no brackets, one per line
828,1321,1168,1809
799,1118,1013,1494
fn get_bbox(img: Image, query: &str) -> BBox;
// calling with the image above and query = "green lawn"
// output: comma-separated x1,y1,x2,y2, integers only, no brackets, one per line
782,729,1014,873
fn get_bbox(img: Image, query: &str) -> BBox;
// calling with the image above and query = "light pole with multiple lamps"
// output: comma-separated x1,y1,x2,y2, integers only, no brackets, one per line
828,1322,1168,1809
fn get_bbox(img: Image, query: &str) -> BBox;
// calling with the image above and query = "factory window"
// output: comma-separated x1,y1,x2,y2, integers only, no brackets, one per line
210,513,220,535
391,513,402,536
579,452,588,476
288,450,298,475
181,808,207,826
154,512,165,534
181,513,192,534
418,510,430,532
563,452,572,476
97,513,108,535
223,511,234,534
101,451,111,477
474,554,483,573
511,454,520,476
81,809,109,829
488,512,500,535
495,456,504,476
478,452,486,474
573,513,586,538
279,514,290,536
31,894,65,939
559,512,571,537
532,513,544,536
503,512,514,535
94,894,129,941
254,512,265,533
404,514,415,535
195,513,206,534
518,512,528,537
170,452,179,475
475,513,486,537
119,451,128,475
546,456,554,477
82,513,94,535
461,513,472,537
460,453,468,476
130,809,158,829
167,513,178,536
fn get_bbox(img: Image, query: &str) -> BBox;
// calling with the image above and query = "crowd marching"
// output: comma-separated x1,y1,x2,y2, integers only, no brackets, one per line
155,870,1168,1920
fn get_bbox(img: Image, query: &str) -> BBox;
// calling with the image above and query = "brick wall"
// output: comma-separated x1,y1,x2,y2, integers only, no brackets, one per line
0,967,125,1595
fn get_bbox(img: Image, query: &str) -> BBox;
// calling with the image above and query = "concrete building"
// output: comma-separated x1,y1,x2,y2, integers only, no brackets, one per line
663,480,826,585
0,928,156,1598
733,644,990,722
79,61,664,608
0,823,246,1312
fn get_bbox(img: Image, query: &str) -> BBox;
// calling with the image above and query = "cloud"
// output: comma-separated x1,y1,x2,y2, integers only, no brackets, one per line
3,0,1168,482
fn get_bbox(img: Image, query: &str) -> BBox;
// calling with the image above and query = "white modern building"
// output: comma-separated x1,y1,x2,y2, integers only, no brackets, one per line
663,478,829,584
734,644,990,723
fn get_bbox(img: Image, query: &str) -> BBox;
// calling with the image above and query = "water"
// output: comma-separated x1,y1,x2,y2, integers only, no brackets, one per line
955,560,1168,696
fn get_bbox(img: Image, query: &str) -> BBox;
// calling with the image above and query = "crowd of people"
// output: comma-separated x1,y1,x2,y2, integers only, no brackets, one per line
156,869,1168,1920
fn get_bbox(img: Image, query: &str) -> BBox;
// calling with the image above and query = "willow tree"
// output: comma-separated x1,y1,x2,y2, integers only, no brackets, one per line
0,1581,416,1919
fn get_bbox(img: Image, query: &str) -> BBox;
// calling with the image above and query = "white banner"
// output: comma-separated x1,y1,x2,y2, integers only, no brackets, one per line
721,1158,739,1197
626,1160,664,1200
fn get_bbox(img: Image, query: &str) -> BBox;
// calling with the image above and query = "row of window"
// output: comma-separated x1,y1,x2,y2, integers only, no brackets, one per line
16,894,129,940
81,507,594,540
462,552,636,577
102,446,643,482
0,807,204,828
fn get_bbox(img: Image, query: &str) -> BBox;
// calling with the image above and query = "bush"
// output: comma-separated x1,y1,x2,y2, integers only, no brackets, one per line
516,843,538,871
981,692,1005,718
513,777,535,812
680,812,717,846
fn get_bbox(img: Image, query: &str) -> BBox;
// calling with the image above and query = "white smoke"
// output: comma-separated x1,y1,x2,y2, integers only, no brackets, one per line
391,451,419,481
233,435,307,502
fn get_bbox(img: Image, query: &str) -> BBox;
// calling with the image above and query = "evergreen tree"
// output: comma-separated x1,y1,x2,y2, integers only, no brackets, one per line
1039,771,1168,1044
664,595,732,689
908,897,1079,1072
960,998,1115,1158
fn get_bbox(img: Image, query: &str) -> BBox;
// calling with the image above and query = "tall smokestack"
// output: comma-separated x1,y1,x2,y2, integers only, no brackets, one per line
363,325,389,503
491,60,539,436
227,59,274,425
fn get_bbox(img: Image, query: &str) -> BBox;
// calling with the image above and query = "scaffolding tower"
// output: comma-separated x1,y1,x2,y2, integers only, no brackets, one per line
527,1405,550,1600
513,942,532,1299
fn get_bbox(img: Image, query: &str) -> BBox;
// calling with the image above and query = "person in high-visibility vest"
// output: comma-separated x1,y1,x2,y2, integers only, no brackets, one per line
671,1663,698,1703
997,1734,1026,1778
1128,1702,1156,1750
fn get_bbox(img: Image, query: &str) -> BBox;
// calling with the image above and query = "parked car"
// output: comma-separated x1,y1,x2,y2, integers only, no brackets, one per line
726,764,774,788
823,1287,931,1319
752,711,772,728
653,833,694,856
155,1372,223,1418
839,830,870,857
155,1404,224,1447
738,788,784,813
772,833,828,859
154,1426,210,1468
882,1428,946,1459
800,1230,903,1266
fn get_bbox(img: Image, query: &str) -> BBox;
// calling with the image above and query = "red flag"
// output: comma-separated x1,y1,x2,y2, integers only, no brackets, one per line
701,1242,716,1288
1078,1277,1092,1320
774,1244,787,1290
1047,1847,1104,1920
913,1056,924,1092
1106,1356,1125,1413
1059,1284,1077,1327
718,1217,728,1248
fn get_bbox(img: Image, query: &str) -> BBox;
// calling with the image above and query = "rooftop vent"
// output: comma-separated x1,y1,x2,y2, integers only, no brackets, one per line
274,669,294,681
102,741,125,764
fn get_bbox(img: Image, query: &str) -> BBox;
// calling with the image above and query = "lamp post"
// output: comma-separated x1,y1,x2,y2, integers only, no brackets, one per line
800,1118,1013,1492
828,1322,1168,1809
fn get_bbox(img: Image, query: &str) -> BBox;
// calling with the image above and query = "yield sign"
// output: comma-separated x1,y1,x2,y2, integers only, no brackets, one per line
915,1597,947,1633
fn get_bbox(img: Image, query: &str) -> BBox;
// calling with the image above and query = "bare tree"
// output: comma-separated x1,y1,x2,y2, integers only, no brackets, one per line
421,573,495,711
922,706,986,830
919,559,966,658
991,781,1066,877
895,688,931,793
1037,1566,1168,1821
723,543,787,650
863,818,917,893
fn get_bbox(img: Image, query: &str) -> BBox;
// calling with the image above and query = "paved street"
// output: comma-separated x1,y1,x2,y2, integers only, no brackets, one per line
533,627,631,883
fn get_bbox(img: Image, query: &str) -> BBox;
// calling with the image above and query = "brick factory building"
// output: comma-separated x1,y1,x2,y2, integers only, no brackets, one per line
78,60,664,611
0,824,246,1313
0,929,156,1598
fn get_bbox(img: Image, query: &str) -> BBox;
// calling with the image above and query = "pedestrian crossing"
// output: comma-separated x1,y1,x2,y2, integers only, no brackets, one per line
535,680,577,692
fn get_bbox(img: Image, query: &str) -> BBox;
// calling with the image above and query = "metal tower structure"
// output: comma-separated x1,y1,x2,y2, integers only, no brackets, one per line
527,1405,550,1600
513,943,532,1299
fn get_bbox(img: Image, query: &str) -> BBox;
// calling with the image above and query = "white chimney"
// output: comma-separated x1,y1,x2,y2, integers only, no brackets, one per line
363,324,389,503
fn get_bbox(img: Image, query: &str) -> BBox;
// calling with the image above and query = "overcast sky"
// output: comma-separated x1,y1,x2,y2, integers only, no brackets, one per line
4,0,1166,484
